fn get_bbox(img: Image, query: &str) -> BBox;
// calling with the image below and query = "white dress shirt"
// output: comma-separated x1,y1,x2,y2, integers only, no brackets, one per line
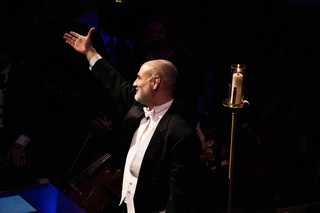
89,54,102,70
121,100,173,213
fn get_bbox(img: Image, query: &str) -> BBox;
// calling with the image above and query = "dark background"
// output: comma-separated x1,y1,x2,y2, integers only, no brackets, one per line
1,0,320,211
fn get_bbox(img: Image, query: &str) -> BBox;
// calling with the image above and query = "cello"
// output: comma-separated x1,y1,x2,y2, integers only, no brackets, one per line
63,132,123,213
64,152,123,213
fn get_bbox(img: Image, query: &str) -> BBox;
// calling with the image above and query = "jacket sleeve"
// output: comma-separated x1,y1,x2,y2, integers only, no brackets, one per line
91,58,136,108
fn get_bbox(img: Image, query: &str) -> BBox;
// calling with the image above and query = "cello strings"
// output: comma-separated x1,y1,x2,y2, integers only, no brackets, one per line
69,153,111,185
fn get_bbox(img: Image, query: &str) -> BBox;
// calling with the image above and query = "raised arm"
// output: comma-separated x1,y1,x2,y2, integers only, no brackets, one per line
63,27,98,62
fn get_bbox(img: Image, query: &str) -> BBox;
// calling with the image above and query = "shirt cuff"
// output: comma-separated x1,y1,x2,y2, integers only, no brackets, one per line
15,134,31,147
89,54,102,70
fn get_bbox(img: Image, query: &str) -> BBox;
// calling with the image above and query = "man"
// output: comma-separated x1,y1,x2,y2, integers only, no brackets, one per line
0,33,39,166
0,29,42,191
63,28,202,213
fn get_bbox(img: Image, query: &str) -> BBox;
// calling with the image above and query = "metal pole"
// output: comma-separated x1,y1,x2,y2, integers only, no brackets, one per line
228,109,237,213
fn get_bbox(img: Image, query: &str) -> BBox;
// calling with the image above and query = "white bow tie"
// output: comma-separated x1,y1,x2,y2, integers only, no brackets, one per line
143,107,155,120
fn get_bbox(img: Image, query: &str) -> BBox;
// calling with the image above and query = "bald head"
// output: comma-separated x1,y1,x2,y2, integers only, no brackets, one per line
133,59,179,108
146,59,178,93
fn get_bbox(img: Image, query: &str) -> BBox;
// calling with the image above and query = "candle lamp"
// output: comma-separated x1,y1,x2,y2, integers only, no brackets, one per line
223,63,249,213
227,64,247,107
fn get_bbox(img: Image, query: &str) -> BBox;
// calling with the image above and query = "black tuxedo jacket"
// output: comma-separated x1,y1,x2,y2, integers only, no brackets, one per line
92,59,202,213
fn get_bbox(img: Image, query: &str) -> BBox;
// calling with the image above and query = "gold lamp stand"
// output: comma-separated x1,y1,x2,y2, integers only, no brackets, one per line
223,100,249,213
223,64,249,213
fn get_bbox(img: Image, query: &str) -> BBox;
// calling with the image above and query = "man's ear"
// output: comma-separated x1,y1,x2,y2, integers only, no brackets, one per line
153,76,161,91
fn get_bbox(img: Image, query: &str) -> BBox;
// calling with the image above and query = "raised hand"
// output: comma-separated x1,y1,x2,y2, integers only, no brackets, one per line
90,116,113,137
63,27,98,61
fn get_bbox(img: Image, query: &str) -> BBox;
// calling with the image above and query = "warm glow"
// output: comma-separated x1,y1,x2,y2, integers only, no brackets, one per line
237,64,241,73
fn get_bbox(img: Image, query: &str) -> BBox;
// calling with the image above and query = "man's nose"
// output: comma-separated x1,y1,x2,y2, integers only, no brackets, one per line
133,80,137,87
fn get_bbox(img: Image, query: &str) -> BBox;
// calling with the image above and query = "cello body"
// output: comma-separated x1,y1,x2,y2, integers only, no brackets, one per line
64,153,123,213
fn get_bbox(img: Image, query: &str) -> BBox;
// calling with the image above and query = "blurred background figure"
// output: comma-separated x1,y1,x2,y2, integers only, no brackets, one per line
196,116,229,213
132,15,207,124
0,21,42,190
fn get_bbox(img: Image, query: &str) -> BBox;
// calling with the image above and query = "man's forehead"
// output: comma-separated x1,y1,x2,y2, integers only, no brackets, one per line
138,64,152,76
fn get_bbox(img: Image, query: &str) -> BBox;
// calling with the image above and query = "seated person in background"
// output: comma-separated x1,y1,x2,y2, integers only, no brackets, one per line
196,117,229,170
196,117,229,213
0,27,42,190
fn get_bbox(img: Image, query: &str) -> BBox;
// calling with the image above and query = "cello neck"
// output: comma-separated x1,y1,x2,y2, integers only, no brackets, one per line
68,153,112,187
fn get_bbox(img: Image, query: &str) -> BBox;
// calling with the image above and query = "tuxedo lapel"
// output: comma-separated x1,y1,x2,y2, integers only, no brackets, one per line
142,109,172,163
110,104,145,172
141,100,183,163
122,104,145,148
123,105,145,127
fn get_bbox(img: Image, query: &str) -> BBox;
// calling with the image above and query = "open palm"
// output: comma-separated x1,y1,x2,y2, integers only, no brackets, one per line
63,27,95,55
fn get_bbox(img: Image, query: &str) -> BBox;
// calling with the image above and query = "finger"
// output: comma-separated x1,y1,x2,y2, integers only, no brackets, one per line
90,119,102,125
106,120,112,128
63,33,73,39
13,155,19,167
7,150,12,160
21,156,26,167
103,116,109,123
69,31,81,38
87,27,95,39
102,116,111,124
19,159,23,168
63,34,76,44
17,158,22,168
17,155,25,167
64,39,74,47
63,35,73,44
